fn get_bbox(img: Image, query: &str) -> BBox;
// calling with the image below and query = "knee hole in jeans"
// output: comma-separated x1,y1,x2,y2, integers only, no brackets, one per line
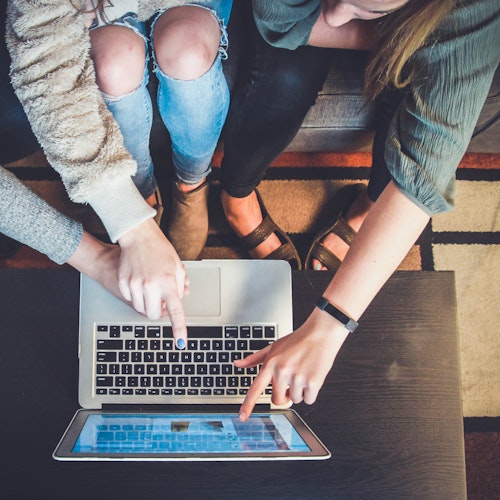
153,9,221,80
91,26,146,96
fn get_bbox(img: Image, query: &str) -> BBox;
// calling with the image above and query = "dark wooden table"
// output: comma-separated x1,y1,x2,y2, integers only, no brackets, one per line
0,268,466,499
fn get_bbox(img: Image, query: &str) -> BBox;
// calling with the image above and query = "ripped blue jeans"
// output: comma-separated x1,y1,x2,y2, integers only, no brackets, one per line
97,1,232,198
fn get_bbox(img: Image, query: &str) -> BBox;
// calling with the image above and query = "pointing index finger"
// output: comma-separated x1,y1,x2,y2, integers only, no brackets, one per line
162,288,187,349
238,368,273,422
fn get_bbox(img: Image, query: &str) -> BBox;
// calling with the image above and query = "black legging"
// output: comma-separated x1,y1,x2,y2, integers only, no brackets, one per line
219,11,332,198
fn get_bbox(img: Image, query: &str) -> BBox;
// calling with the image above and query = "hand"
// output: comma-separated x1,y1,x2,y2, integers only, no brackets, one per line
234,310,349,421
117,218,189,346
67,231,126,301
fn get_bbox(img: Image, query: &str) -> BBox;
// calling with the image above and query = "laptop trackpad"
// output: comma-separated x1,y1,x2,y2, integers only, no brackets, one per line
182,266,221,317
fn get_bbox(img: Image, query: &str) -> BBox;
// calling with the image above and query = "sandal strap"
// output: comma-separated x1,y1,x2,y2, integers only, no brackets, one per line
330,216,357,246
309,242,343,270
266,241,299,263
239,214,278,251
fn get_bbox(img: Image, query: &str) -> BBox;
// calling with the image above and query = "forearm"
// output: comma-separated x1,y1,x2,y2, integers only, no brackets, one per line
322,181,430,323
0,167,82,264
308,17,379,50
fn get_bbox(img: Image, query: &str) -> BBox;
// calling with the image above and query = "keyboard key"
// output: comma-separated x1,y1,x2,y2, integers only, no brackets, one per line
97,352,116,362
163,340,174,350
147,326,161,338
240,326,251,338
265,326,276,338
188,326,223,338
252,326,263,338
97,340,123,350
96,377,113,387
134,326,145,338
119,352,129,362
224,326,238,338
250,340,272,351
110,325,120,337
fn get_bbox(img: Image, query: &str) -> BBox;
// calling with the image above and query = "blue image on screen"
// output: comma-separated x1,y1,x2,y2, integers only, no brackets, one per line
73,414,310,454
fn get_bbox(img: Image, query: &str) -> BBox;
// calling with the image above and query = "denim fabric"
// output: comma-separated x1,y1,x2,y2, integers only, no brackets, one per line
103,71,156,198
98,1,232,196
154,54,229,184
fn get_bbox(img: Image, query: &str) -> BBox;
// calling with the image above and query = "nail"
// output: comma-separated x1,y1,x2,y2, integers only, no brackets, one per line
314,263,322,271
176,338,186,350
238,411,246,422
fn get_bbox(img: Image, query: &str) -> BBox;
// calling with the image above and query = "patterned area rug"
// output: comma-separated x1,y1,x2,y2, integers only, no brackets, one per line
3,150,500,418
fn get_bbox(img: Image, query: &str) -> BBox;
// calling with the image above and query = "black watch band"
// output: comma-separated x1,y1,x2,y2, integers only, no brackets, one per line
315,297,358,333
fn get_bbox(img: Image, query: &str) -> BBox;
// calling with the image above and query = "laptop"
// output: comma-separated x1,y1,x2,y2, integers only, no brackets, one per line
53,259,331,460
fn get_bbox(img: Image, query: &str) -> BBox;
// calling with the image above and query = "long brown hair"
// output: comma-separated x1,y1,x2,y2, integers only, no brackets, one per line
365,0,456,100
72,0,108,19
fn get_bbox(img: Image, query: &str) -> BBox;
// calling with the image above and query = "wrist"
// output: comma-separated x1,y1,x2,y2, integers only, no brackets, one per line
117,218,160,248
306,307,351,345
87,177,156,243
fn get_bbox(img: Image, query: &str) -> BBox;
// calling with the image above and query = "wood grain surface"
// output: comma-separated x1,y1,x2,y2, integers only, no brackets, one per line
0,269,466,499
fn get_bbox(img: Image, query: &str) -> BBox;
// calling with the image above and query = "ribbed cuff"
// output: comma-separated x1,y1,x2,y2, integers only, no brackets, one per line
86,176,156,242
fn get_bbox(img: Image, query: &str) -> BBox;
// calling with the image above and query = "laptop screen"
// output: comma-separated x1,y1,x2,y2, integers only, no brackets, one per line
73,412,309,454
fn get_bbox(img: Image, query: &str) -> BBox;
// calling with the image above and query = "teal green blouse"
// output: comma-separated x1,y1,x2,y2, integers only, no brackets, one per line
253,0,500,214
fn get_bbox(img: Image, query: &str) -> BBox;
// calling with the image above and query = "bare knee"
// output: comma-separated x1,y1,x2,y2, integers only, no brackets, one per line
153,6,221,80
90,25,146,96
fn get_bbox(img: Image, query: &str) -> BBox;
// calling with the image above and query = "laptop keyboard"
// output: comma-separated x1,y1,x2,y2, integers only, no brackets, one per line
94,324,276,400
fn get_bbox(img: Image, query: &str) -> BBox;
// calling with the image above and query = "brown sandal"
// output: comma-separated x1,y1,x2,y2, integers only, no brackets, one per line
305,183,366,271
238,190,302,270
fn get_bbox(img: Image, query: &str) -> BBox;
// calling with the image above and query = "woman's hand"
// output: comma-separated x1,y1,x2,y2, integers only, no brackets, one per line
117,218,188,347
235,309,350,421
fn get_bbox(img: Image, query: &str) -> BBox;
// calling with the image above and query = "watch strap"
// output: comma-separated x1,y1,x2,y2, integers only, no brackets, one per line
315,297,358,333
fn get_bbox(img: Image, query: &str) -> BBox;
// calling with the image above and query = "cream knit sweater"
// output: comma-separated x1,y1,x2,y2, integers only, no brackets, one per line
6,0,210,242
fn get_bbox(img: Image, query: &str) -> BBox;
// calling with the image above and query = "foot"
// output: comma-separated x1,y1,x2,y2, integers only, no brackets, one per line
312,189,373,270
221,190,282,259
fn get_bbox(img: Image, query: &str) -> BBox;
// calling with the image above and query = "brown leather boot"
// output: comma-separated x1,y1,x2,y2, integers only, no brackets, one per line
167,181,209,260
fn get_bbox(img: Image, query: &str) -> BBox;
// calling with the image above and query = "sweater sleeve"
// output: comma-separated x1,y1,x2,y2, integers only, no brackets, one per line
384,0,500,215
5,0,155,242
0,166,83,264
